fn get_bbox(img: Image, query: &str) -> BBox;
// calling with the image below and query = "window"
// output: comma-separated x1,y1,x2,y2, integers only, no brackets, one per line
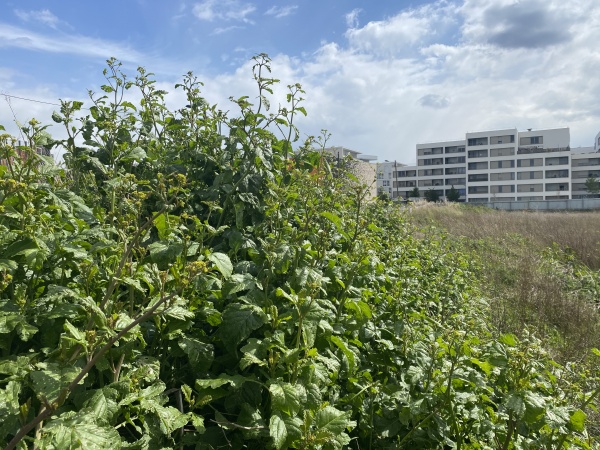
519,136,544,145
517,158,542,167
490,172,515,181
418,179,444,187
445,156,466,164
490,135,515,145
468,186,489,194
445,178,466,185
545,169,569,178
468,149,489,158
377,172,384,179
467,137,488,146
490,185,515,194
517,171,542,180
490,147,515,157
468,174,488,182
468,161,488,170
417,147,443,156
490,160,515,169
396,170,417,177
445,146,465,154
382,180,390,187
517,184,543,192
546,156,569,166
445,167,466,175
546,183,569,191
418,158,443,166
418,168,443,176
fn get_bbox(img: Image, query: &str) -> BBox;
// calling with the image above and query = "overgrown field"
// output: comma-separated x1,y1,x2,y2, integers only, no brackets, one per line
410,202,600,438
409,203,600,360
1,57,599,449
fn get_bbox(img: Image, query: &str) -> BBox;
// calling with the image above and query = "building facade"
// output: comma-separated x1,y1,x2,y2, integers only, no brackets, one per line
377,127,600,202
323,146,379,200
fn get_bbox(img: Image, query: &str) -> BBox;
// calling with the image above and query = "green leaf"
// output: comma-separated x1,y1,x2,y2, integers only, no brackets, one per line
2,237,38,259
191,413,206,434
64,319,86,345
0,381,21,416
0,315,22,334
499,334,517,347
0,259,18,272
270,414,287,450
208,252,233,278
82,387,119,425
179,337,214,372
152,404,189,435
121,146,146,162
568,409,586,432
504,393,526,418
218,304,267,352
470,358,492,376
31,363,80,403
330,335,355,373
164,306,194,320
148,241,183,266
40,422,120,449
546,406,570,429
269,382,306,416
315,406,355,435
51,112,63,123
195,374,247,390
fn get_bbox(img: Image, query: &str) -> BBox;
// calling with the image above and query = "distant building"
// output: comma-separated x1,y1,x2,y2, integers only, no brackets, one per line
377,127,600,202
0,139,50,167
322,146,378,200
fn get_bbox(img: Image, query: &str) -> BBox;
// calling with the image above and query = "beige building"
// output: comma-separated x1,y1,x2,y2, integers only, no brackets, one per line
322,146,378,200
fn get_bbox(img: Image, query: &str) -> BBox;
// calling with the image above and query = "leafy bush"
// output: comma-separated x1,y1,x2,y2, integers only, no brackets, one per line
1,56,598,449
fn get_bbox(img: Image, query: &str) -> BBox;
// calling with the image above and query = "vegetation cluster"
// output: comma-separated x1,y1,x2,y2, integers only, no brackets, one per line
0,56,599,449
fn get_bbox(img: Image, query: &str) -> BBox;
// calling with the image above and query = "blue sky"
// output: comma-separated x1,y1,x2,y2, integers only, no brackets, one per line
1,0,600,163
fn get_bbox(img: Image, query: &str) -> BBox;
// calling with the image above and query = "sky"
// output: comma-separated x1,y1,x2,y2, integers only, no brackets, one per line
1,0,600,164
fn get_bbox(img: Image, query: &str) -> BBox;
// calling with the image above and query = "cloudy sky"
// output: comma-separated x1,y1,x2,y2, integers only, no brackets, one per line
1,0,599,163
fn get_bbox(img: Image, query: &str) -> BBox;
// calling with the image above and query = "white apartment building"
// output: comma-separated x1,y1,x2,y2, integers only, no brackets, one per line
377,127,600,203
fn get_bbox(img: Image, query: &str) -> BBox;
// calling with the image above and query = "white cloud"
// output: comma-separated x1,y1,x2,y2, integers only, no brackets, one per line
265,5,298,18
0,24,145,63
192,0,256,23
4,0,600,164
14,9,61,29
419,94,450,109
460,0,582,48
345,8,362,28
212,25,242,35
345,2,460,57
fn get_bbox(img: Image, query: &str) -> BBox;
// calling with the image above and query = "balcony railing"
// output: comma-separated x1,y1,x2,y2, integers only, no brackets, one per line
517,146,570,155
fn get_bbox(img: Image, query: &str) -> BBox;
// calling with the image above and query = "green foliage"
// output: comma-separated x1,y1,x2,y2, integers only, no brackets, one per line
446,185,461,202
409,186,420,198
424,188,440,202
585,176,600,196
0,56,598,449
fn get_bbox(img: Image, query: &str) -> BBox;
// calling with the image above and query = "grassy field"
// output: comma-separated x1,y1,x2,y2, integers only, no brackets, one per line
407,201,600,364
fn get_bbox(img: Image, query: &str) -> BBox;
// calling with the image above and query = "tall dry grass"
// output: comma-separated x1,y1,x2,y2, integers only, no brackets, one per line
409,201,600,269
408,202,600,363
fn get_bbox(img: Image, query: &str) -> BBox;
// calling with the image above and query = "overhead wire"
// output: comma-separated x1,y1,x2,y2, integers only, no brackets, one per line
1,92,62,107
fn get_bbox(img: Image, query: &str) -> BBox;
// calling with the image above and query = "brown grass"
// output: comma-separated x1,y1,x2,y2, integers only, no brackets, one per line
408,202,600,363
409,201,600,269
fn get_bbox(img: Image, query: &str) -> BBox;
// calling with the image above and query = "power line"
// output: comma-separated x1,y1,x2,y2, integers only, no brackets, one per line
1,92,63,107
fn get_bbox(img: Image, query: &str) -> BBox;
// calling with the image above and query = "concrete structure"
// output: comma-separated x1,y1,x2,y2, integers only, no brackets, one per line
323,146,378,200
376,127,600,203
